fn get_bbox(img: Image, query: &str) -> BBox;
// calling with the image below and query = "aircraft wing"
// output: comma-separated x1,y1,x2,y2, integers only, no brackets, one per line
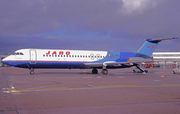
84,57,153,68
84,63,103,67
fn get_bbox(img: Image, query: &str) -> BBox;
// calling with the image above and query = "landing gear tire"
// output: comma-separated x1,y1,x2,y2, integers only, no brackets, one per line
102,69,108,75
92,69,98,74
30,70,34,75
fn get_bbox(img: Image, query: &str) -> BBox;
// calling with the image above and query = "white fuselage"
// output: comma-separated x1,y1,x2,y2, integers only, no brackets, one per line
3,49,121,69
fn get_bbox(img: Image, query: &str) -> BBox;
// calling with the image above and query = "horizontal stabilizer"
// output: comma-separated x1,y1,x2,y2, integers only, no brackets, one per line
146,37,178,43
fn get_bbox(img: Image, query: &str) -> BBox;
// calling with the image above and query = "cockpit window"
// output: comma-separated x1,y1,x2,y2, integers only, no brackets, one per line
13,52,24,55
20,52,23,55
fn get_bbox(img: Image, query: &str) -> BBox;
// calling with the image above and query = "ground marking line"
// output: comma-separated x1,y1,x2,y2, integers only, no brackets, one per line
1,84,180,94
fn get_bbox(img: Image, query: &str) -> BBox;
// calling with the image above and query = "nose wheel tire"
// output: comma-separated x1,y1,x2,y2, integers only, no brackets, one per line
30,70,34,75
102,69,108,75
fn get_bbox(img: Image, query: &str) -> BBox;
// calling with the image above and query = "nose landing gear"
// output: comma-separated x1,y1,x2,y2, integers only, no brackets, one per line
29,68,34,75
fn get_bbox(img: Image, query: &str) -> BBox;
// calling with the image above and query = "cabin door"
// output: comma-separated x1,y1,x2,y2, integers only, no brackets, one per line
29,50,37,64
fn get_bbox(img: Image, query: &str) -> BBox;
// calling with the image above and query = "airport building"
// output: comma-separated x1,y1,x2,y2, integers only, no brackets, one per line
152,52,180,68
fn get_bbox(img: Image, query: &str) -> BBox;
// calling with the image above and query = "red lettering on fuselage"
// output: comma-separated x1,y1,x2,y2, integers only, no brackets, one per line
45,51,70,55
52,51,57,55
46,51,50,55
59,51,64,55
66,51,70,55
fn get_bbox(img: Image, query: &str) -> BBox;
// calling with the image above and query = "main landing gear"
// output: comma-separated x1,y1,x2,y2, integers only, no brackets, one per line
101,64,108,75
92,68,108,75
92,68,98,74
30,68,34,75
101,69,108,75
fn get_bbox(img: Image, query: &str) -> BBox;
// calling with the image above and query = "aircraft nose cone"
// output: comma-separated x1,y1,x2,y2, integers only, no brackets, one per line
2,58,6,63
2,58,8,64
2,57,13,66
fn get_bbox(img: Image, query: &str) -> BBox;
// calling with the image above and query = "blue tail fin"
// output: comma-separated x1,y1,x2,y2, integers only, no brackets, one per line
137,38,177,57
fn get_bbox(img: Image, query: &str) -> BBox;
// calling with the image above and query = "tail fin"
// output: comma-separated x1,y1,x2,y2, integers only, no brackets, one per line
137,38,177,57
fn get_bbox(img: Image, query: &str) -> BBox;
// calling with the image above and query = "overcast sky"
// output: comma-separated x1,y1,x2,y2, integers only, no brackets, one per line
0,0,180,55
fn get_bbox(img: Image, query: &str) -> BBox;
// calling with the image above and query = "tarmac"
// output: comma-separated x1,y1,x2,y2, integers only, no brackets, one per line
0,67,180,114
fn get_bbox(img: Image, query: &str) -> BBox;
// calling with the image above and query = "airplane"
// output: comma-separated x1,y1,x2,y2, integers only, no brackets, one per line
2,38,177,75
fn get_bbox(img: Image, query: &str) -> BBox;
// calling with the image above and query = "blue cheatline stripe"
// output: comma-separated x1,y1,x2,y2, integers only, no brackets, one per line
4,60,132,69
